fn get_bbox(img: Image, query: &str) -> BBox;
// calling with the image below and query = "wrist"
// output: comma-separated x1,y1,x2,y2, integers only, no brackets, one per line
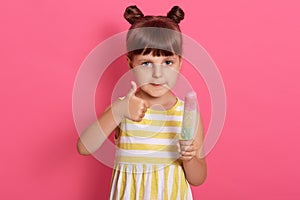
111,97,126,122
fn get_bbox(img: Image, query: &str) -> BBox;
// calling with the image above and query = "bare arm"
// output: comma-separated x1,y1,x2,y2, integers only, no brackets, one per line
77,100,123,155
179,112,207,186
77,81,148,155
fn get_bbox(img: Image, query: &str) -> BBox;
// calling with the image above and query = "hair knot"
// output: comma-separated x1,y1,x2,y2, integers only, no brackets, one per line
167,6,184,24
124,5,144,25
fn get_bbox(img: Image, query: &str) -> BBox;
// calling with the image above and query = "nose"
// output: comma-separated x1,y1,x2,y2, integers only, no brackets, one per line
152,64,163,78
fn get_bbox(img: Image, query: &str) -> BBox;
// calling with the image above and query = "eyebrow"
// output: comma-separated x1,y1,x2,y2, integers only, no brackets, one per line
136,58,151,63
138,55,176,60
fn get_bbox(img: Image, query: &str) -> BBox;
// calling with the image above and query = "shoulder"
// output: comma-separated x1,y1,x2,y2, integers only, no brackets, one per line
175,97,184,111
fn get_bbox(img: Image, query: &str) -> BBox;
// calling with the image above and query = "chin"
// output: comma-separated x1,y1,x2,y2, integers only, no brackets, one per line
148,93,164,98
147,89,169,98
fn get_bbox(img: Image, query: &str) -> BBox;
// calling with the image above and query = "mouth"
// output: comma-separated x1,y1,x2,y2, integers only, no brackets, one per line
150,83,164,87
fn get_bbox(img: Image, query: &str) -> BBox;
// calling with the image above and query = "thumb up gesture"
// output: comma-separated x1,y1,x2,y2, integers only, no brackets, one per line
119,81,149,122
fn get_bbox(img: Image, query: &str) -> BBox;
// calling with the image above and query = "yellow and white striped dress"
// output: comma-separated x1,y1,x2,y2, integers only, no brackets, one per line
109,98,193,200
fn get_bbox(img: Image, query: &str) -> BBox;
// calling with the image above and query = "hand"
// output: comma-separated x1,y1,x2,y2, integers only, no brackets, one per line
177,139,199,161
120,81,149,122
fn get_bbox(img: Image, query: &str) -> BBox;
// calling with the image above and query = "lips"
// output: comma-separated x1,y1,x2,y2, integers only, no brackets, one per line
150,83,163,87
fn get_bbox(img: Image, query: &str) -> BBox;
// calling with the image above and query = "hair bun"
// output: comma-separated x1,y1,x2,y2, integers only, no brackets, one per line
167,6,184,24
124,5,144,24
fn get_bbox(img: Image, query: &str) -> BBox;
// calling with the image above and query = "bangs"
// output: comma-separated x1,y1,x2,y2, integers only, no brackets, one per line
129,48,175,57
126,27,182,59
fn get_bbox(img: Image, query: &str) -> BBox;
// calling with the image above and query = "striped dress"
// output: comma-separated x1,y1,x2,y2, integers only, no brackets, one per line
109,98,193,200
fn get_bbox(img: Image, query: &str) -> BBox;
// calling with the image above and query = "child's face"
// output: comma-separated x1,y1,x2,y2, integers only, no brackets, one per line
129,53,182,98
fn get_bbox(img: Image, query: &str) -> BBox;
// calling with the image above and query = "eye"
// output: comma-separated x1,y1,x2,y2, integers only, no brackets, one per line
165,60,173,65
141,62,153,67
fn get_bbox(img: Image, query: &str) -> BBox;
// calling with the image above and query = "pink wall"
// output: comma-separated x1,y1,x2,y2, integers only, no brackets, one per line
1,0,300,199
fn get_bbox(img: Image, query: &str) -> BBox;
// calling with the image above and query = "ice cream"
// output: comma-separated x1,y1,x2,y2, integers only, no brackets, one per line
181,91,198,140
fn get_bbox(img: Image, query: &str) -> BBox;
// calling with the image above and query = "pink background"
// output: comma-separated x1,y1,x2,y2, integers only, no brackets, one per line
1,0,300,199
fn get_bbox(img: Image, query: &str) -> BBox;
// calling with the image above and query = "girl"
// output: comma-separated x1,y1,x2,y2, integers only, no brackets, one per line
77,5,207,200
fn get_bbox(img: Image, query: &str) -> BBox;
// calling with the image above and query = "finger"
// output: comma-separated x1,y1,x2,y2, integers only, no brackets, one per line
179,156,193,161
127,81,137,97
180,145,187,152
141,105,148,113
143,100,150,109
179,140,194,147
181,145,194,152
139,111,145,119
176,141,181,153
181,151,196,157
182,144,196,152
179,139,193,146
132,116,143,122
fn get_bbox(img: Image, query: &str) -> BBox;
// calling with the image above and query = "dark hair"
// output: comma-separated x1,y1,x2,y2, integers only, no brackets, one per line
124,5,184,60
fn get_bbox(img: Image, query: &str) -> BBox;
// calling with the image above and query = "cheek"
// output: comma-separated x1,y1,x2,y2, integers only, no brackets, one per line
133,68,152,86
164,68,180,88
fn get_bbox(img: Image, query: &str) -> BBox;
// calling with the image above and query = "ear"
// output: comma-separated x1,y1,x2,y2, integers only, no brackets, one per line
126,56,133,69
